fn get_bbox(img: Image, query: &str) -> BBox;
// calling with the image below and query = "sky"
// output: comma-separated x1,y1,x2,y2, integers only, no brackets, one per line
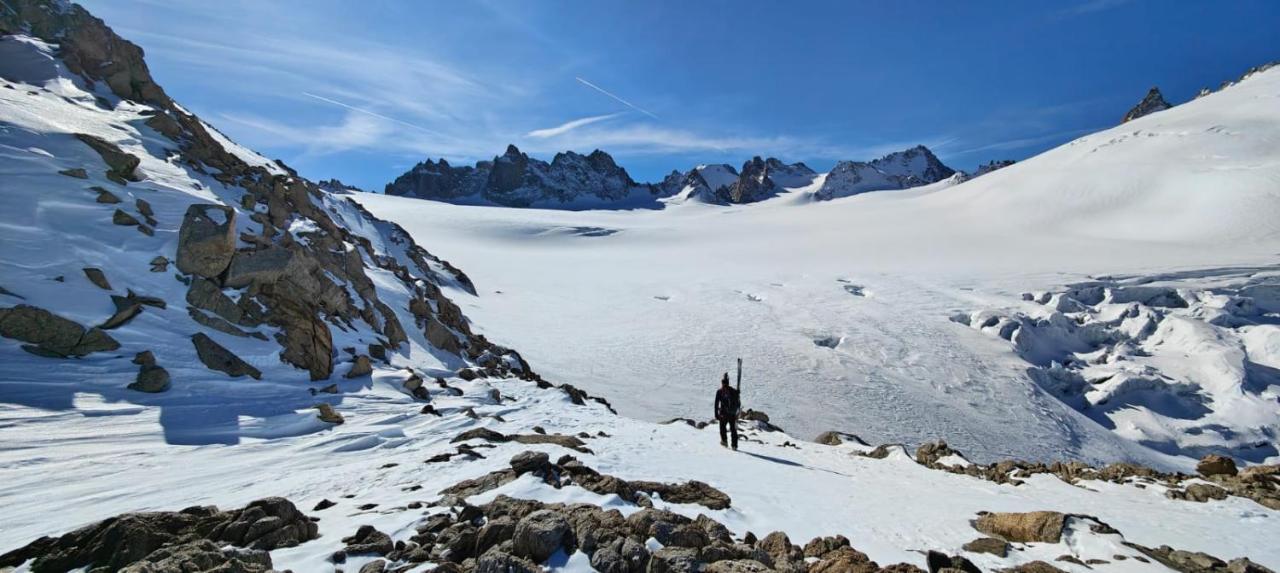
80,0,1280,191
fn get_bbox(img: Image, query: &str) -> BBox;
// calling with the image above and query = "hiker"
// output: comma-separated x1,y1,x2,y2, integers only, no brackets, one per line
714,373,740,450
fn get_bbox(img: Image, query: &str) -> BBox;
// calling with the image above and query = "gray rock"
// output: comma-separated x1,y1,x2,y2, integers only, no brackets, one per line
59,167,88,179
345,354,372,378
961,537,1009,557
116,539,273,572
75,133,141,181
113,208,140,226
971,511,1065,543
512,509,570,563
647,547,703,573
93,186,122,203
82,267,112,290
1122,87,1172,123
176,204,236,279
590,536,650,573
342,525,393,555
475,550,541,573
186,278,247,325
129,365,170,393
191,332,261,379
0,304,120,357
510,451,551,476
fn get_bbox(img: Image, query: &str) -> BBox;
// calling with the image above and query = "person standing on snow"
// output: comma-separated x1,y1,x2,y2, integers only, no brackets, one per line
714,373,740,450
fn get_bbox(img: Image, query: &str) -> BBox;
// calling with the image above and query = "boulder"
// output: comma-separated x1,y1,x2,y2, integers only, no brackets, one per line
191,332,261,379
176,204,236,278
185,278,246,325
999,561,1068,573
133,350,156,367
962,537,1009,557
345,354,372,378
116,539,273,572
129,364,171,393
94,186,122,203
972,511,1065,543
342,525,394,555
589,536,650,573
82,267,112,290
916,440,958,465
647,547,703,573
99,300,142,330
136,198,154,217
426,317,462,355
512,509,571,563
113,209,140,226
315,403,344,424
0,497,314,572
803,535,851,558
0,304,120,357
811,547,878,573
272,299,333,380
74,133,140,181
149,256,169,272
224,247,303,289
706,560,772,573
510,450,551,476
59,167,88,179
358,559,386,573
475,550,541,573
1196,454,1238,477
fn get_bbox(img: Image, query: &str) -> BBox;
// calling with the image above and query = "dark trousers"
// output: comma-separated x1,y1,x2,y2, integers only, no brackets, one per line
718,416,738,448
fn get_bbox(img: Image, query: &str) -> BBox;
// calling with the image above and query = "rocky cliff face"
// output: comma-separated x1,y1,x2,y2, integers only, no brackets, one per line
386,145,661,208
814,145,955,200
0,0,538,391
1122,87,1172,123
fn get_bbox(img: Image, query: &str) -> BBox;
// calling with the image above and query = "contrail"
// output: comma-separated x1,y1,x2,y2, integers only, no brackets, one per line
301,92,440,135
527,113,624,138
575,77,659,119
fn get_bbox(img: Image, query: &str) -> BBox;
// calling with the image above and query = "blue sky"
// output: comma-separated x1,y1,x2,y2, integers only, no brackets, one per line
82,0,1280,190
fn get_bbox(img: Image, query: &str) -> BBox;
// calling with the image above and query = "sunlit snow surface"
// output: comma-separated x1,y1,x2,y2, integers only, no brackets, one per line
357,65,1280,468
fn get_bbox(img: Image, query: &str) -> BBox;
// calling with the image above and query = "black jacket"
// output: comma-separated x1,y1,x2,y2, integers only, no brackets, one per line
714,386,740,419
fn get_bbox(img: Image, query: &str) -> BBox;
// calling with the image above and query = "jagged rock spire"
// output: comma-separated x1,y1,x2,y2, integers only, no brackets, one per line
1122,87,1172,123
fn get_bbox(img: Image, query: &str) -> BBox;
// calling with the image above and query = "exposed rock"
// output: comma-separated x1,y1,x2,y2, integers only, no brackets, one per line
590,535,650,573
99,299,142,329
315,403,344,424
149,256,169,272
815,431,868,446
176,204,236,279
93,186,122,203
345,354,372,378
186,278,248,325
359,559,387,573
474,550,541,573
191,332,261,379
972,511,1066,543
59,167,88,179
0,304,120,357
915,440,958,466
136,197,154,217
706,560,772,573
647,547,703,573
1122,87,1172,123
74,133,140,181
803,535,851,558
313,499,336,511
0,497,315,572
130,363,171,393
926,551,981,573
1000,562,1068,573
116,539,273,572
512,509,570,563
113,208,140,226
342,524,394,555
811,546,878,573
1196,454,1238,477
510,450,551,476
815,146,955,200
962,537,1009,557
82,267,112,290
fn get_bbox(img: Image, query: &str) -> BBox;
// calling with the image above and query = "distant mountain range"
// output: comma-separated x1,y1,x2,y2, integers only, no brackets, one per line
385,144,1012,209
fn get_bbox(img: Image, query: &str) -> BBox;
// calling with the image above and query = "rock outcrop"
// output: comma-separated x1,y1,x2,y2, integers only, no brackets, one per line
1122,87,1172,123
191,333,261,379
0,497,316,572
176,205,236,279
0,304,120,357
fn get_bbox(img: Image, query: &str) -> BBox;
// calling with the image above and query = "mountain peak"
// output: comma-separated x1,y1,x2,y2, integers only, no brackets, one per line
1122,86,1172,123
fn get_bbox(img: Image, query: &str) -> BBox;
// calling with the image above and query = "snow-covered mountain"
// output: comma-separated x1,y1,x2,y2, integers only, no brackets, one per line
385,145,663,209
2,2,1279,572
1122,87,1172,123
813,145,957,200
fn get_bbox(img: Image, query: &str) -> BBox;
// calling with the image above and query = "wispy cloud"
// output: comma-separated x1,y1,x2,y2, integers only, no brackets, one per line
575,77,660,119
301,92,441,136
526,113,624,138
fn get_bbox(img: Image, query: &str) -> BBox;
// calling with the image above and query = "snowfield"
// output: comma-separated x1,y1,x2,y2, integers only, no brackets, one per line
355,65,1280,469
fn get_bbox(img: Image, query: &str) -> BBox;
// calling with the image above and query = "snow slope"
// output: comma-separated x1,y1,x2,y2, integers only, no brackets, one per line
356,66,1280,468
